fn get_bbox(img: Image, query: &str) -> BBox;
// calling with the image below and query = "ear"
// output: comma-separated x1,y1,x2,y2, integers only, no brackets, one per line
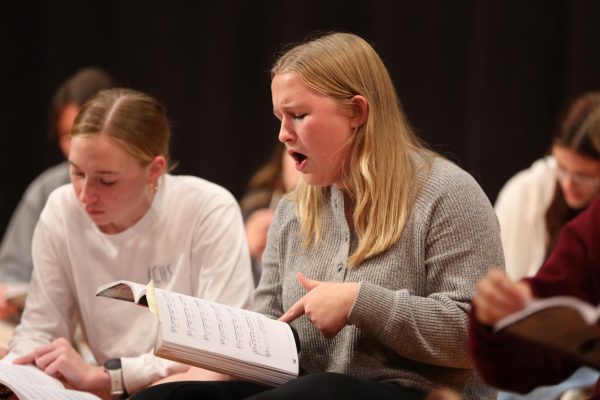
59,135,71,158
148,155,167,183
350,95,368,129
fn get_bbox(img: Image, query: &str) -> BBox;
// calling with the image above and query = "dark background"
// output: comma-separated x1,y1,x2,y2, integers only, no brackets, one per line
2,0,600,236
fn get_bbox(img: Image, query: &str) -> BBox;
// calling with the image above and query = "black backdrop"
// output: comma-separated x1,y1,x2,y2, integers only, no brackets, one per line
2,0,600,236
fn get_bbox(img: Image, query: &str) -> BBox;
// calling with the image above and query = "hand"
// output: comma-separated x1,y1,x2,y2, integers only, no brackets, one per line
279,273,358,338
0,285,20,320
13,337,109,393
245,209,274,260
472,269,533,326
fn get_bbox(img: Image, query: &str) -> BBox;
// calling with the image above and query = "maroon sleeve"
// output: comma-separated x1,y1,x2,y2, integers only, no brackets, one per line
527,198,600,304
468,198,600,393
468,305,580,393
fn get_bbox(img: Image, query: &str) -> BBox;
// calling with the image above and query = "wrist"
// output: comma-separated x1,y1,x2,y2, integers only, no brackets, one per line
90,365,111,391
104,358,128,399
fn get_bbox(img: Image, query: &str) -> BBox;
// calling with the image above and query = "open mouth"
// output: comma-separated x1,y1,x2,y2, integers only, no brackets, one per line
290,152,307,163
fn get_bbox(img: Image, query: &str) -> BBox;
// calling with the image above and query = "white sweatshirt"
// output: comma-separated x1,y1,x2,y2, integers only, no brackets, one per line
10,174,254,393
494,156,557,280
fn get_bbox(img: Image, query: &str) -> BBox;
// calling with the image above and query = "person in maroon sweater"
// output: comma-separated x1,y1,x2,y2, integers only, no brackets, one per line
468,196,600,398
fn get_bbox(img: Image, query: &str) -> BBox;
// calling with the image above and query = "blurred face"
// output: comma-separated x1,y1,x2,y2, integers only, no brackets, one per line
57,103,80,157
69,134,165,234
272,72,358,188
552,145,600,209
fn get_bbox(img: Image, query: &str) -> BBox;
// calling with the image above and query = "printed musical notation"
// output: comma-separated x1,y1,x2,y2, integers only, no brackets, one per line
159,292,272,357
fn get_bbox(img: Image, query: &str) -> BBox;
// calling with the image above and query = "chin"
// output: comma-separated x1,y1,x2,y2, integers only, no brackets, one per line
302,176,328,187
565,196,590,210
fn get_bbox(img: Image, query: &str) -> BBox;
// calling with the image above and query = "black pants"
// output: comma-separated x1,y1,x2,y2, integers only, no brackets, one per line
131,372,426,400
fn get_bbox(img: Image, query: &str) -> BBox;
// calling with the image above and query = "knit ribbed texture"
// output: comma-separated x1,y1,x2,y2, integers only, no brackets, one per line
254,155,504,399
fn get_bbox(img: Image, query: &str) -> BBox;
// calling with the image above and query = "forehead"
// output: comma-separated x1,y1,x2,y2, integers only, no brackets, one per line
553,145,600,173
69,134,137,170
272,72,316,101
271,72,336,110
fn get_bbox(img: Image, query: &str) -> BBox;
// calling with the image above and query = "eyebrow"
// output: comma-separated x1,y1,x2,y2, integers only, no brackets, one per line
69,161,119,175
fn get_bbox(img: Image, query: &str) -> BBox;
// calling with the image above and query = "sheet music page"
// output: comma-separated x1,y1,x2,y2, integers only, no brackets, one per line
153,288,298,374
96,280,147,304
0,363,100,399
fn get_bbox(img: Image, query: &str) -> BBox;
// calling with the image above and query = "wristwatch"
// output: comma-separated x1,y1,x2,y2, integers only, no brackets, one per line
104,358,128,398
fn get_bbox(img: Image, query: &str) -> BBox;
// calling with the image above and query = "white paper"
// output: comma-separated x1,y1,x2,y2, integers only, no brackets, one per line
153,288,298,385
95,280,147,304
0,363,100,399
495,295,600,331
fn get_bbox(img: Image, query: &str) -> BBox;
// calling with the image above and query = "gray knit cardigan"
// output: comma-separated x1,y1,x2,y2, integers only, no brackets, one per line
254,155,504,400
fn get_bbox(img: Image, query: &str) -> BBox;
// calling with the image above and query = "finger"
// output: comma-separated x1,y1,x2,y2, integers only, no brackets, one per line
278,298,306,323
17,341,60,368
473,295,508,325
297,272,319,291
33,347,62,371
43,358,64,379
13,352,35,365
487,271,528,307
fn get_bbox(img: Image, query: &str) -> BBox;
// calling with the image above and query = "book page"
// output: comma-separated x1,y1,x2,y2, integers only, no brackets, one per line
0,363,100,400
491,295,600,368
153,288,298,375
95,280,148,305
495,296,600,332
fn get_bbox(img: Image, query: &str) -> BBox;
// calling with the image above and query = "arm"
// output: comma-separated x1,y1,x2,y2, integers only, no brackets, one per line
467,199,600,392
0,186,42,284
525,197,600,303
189,195,254,309
9,220,77,355
468,305,581,393
0,164,69,284
348,174,505,368
121,191,254,391
7,219,113,395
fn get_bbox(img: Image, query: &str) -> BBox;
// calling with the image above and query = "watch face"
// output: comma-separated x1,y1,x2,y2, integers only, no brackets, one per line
104,358,122,370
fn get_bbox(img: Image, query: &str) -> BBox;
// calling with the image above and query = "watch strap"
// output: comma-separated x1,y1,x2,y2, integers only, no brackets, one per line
104,358,127,398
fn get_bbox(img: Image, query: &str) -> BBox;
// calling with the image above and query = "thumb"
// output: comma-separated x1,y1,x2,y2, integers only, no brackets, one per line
297,272,319,291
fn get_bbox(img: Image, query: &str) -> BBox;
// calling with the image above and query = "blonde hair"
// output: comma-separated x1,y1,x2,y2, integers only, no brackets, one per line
70,88,172,168
272,32,431,266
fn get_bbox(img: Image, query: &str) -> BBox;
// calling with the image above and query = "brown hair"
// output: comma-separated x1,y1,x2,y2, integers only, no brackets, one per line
545,92,600,255
71,88,173,168
49,67,117,142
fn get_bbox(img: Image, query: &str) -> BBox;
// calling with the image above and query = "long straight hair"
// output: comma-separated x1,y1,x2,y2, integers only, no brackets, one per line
272,32,433,266
545,92,600,255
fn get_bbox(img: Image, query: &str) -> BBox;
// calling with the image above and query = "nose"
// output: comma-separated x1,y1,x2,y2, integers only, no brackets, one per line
278,118,294,144
78,179,98,206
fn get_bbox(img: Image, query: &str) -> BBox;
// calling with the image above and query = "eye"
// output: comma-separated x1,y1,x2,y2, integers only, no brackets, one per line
99,179,117,186
293,114,307,120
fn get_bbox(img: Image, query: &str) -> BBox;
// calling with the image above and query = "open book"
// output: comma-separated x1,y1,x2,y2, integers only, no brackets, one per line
96,280,299,387
0,354,100,399
494,296,600,368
